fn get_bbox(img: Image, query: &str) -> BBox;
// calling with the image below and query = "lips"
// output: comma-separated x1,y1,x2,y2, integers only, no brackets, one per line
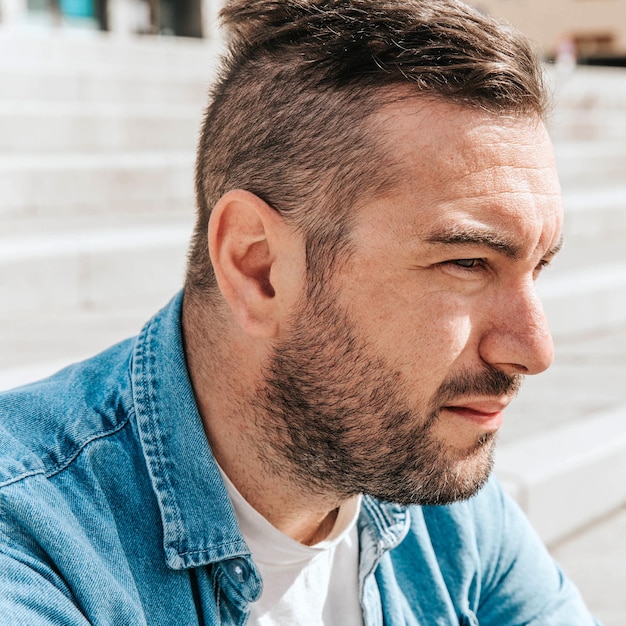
442,399,509,430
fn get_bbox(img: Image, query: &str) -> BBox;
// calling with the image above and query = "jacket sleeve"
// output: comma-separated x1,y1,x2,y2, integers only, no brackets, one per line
0,475,146,626
0,546,92,626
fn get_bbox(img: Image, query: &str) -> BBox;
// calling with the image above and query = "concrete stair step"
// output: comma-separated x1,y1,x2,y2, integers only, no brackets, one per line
549,505,626,626
550,110,626,141
0,307,150,373
548,66,626,111
546,66,626,141
539,261,626,337
562,185,626,247
0,100,200,153
556,142,626,188
499,317,626,547
0,217,192,316
0,151,194,218
0,30,221,74
0,65,213,105
501,320,626,445
497,404,626,546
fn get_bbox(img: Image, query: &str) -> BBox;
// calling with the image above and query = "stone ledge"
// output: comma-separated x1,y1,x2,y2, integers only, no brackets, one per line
0,30,221,73
539,264,626,336
0,151,194,218
0,102,201,153
0,222,191,315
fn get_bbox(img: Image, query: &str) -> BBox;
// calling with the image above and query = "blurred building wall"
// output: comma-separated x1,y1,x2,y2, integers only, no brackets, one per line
0,0,223,39
471,0,626,62
7,0,625,62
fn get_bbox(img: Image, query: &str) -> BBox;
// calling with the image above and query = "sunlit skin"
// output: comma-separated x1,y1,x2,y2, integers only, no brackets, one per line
183,97,564,545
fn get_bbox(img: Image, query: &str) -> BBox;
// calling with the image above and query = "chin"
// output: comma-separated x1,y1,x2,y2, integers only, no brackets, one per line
375,436,497,507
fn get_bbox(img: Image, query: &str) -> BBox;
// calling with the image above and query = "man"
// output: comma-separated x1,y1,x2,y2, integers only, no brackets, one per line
0,1,599,624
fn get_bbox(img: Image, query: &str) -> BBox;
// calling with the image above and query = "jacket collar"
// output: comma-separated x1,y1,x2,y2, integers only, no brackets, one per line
132,291,252,571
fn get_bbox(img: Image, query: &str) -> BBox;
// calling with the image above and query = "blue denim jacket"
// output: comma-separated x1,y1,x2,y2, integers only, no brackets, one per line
0,293,598,625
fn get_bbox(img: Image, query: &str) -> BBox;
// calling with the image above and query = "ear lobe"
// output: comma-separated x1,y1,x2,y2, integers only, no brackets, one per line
208,190,284,338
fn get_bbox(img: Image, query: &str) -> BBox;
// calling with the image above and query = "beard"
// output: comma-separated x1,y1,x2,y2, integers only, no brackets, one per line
254,287,521,506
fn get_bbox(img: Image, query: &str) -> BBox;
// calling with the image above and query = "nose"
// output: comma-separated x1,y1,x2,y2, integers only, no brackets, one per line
478,282,554,376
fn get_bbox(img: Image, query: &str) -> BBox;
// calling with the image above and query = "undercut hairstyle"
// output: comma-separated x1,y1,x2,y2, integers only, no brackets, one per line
186,0,548,300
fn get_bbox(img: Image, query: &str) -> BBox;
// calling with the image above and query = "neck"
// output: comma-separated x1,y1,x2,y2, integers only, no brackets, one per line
182,295,343,545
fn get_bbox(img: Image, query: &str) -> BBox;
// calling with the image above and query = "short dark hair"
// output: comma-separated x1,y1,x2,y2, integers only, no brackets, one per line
186,0,547,299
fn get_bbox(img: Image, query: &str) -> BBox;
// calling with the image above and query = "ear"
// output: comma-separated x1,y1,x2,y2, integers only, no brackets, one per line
208,190,301,338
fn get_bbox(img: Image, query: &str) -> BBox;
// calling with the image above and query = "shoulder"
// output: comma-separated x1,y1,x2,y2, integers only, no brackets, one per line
412,477,538,577
398,480,597,624
421,475,512,544
0,338,136,486
393,478,512,577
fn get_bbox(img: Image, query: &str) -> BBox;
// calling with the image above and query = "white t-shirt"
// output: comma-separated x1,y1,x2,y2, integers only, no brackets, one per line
219,468,363,626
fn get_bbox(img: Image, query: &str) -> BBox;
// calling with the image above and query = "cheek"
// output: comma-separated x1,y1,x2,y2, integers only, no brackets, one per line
358,287,476,379
336,256,478,370
397,309,474,377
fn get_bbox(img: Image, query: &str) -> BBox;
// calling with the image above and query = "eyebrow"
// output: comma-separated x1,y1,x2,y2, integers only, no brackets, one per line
425,227,564,260
426,226,519,258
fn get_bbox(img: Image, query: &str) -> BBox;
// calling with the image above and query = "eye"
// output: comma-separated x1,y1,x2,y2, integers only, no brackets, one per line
439,258,488,277
452,258,481,268
534,258,551,278
436,258,488,276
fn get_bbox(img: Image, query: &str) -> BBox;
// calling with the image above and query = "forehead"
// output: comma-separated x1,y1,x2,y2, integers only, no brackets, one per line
360,98,563,255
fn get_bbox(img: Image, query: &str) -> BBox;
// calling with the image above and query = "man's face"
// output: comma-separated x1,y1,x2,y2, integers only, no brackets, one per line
257,100,563,505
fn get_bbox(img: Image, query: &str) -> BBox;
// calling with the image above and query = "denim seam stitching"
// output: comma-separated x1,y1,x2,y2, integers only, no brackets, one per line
45,413,132,480
0,469,46,490
0,414,132,489
132,312,186,555
177,539,246,559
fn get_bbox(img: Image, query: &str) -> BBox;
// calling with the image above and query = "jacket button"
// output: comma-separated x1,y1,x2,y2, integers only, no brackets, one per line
226,558,250,583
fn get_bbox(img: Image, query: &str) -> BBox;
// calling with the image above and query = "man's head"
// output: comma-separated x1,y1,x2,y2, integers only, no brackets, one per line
184,0,562,507
186,0,548,299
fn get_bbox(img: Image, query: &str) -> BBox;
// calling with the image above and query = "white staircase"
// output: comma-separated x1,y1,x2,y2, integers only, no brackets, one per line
0,30,220,366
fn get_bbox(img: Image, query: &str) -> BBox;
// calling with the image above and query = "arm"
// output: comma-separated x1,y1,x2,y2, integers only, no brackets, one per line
0,546,92,626
0,476,146,626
